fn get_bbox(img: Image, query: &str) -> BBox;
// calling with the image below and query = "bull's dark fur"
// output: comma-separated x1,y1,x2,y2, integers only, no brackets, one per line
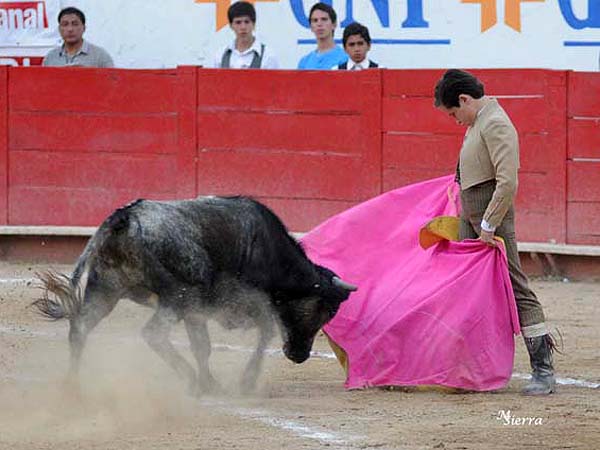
34,196,355,394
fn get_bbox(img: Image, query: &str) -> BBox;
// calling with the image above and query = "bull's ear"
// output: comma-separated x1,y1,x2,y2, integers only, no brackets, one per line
332,276,358,292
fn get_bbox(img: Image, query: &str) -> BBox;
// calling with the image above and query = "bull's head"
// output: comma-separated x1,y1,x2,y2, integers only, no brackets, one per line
278,265,357,363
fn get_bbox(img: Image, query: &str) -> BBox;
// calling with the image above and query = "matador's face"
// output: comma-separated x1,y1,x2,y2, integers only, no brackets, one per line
438,94,479,127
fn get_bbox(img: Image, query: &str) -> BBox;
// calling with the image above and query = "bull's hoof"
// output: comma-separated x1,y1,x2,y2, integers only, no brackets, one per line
189,377,223,397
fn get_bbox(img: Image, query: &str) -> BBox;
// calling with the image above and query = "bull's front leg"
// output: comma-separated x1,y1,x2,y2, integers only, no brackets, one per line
142,306,197,395
240,316,275,393
184,312,222,395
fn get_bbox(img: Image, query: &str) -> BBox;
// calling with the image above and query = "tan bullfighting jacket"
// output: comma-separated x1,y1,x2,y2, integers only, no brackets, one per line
459,98,519,228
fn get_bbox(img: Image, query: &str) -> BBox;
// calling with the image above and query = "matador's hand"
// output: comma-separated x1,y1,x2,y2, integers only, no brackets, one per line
480,229,497,247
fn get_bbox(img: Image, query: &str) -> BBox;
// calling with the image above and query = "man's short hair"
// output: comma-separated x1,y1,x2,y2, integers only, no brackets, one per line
343,22,371,47
434,69,485,108
58,7,85,25
228,1,256,24
309,2,337,24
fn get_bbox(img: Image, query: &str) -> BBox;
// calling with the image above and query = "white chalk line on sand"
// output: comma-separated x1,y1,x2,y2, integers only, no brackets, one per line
510,373,600,389
0,277,38,286
1,323,599,390
204,344,600,390
199,399,364,448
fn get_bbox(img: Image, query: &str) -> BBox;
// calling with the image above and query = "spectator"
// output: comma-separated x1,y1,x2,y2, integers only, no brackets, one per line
43,7,114,68
297,3,347,70
335,22,378,70
213,1,278,69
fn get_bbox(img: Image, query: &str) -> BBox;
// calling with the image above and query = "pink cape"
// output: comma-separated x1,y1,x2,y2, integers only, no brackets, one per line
301,175,520,391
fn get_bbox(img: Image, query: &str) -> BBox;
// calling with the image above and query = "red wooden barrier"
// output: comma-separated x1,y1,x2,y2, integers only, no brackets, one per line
0,66,7,224
176,66,198,199
382,70,462,190
194,69,382,230
383,69,567,244
1,67,597,245
8,67,182,225
567,72,600,245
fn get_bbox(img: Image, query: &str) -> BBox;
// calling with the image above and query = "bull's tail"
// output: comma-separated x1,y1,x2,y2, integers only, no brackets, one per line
33,199,142,320
33,220,113,320
33,271,83,320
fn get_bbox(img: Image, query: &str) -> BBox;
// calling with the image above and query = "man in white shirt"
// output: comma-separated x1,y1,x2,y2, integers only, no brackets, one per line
212,1,278,69
334,22,379,70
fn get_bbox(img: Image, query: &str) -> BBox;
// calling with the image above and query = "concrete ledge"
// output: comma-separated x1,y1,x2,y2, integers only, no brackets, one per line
1,226,600,257
0,227,598,279
0,226,96,236
517,242,600,257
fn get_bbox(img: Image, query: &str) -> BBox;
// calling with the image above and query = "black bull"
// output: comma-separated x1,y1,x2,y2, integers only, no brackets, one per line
34,196,357,394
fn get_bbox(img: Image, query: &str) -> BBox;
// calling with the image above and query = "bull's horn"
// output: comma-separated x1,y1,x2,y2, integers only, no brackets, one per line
332,276,358,292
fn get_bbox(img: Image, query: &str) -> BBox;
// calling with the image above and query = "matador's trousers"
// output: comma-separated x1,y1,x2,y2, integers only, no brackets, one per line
459,180,546,332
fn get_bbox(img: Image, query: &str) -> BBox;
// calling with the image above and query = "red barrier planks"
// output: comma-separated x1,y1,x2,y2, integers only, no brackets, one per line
10,151,178,192
566,72,600,244
568,119,600,159
383,96,464,134
195,69,374,111
0,66,8,225
7,67,182,226
568,72,600,118
567,73,600,160
195,151,371,199
196,69,382,217
520,134,567,170
0,68,595,244
567,161,600,202
382,69,441,97
10,68,178,113
176,66,197,199
515,171,564,243
517,131,566,243
384,96,559,134
382,70,462,189
382,133,460,190
382,69,567,243
0,66,7,224
8,151,179,225
567,202,600,245
197,112,363,154
9,187,177,226
9,112,178,153
258,197,357,232
382,69,564,98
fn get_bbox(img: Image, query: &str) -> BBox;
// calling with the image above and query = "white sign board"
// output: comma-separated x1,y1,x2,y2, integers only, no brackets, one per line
1,0,599,70
0,0,60,64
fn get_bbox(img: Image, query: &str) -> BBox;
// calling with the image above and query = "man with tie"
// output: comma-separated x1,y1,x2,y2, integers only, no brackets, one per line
335,22,379,70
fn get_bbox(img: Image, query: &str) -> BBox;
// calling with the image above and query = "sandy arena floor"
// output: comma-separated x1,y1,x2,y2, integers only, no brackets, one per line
0,261,598,450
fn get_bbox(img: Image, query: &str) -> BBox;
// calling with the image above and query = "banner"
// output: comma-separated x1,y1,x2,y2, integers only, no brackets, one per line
0,0,60,66
0,0,60,46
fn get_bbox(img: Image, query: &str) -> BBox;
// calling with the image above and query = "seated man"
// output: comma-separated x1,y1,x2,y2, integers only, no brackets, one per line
212,1,279,69
335,22,379,70
43,7,114,68
297,2,347,70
